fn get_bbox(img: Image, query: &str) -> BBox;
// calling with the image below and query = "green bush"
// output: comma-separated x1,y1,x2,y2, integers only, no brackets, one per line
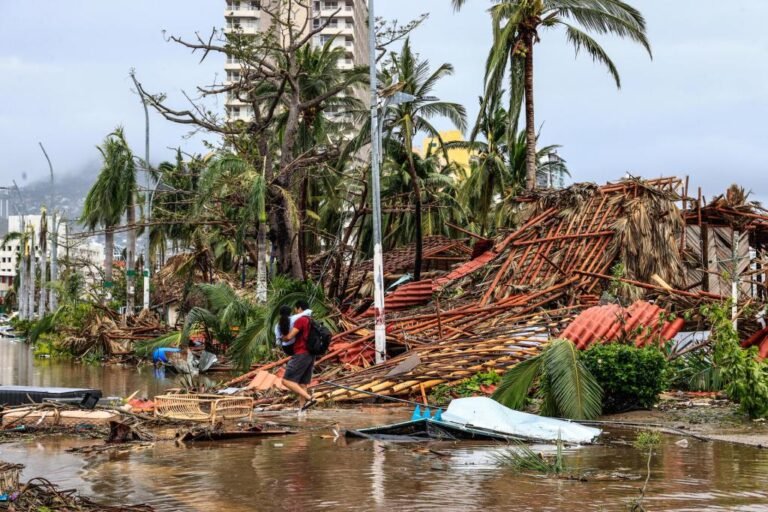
704,302,768,419
581,343,668,413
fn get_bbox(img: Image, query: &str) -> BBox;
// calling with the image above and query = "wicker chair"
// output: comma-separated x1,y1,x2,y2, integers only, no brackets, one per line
154,394,254,424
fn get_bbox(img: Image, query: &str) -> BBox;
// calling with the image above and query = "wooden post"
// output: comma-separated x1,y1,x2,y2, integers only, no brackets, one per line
435,293,444,341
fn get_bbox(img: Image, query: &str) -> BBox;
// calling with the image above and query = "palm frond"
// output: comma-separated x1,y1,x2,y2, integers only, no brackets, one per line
135,331,181,357
561,23,622,88
543,339,603,420
493,355,544,410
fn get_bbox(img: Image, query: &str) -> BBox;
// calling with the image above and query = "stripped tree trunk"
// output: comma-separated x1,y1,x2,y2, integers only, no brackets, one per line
256,220,268,303
126,202,136,317
49,215,58,312
524,34,537,191
28,227,36,318
18,246,27,320
405,132,423,282
38,240,47,318
38,211,48,318
104,226,114,304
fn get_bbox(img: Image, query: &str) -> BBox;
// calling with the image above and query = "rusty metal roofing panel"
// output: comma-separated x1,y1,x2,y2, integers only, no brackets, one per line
562,301,683,349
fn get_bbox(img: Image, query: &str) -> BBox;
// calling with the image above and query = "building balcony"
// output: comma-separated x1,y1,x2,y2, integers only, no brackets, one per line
224,97,250,107
318,25,354,36
224,25,259,35
224,10,260,19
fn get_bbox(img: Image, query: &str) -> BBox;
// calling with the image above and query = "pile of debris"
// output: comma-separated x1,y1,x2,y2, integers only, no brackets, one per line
230,177,768,405
0,476,154,511
60,308,169,358
152,252,241,329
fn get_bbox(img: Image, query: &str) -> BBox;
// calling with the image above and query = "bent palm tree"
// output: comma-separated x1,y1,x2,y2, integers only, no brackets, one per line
82,128,136,304
382,38,467,280
452,0,651,190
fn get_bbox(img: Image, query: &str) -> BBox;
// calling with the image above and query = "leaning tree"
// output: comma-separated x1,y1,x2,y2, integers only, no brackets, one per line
133,0,368,280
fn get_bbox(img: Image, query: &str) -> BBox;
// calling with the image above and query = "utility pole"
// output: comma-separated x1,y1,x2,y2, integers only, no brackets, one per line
368,0,387,364
130,70,152,312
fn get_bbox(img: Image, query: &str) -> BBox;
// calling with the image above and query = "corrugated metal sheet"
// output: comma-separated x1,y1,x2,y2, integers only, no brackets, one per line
742,325,768,359
562,300,684,349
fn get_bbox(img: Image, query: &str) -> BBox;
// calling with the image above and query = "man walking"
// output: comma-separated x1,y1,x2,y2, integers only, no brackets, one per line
280,300,318,411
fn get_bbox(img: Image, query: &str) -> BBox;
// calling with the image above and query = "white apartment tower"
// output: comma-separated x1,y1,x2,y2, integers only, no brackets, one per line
224,0,369,121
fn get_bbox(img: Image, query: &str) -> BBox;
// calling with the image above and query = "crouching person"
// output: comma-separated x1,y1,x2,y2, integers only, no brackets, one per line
280,300,318,412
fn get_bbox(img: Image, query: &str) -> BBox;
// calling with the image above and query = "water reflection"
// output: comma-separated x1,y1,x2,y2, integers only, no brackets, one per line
3,409,768,511
0,338,226,397
3,337,768,511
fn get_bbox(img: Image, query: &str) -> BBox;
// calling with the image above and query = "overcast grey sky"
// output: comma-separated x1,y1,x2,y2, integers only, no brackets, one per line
1,1,766,203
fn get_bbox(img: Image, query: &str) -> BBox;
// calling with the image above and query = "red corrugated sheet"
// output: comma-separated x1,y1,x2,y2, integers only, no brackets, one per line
562,300,684,349
741,325,768,359
434,248,498,286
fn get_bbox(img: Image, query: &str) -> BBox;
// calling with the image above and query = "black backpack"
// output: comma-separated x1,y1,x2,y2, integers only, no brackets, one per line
307,319,332,356
280,341,295,356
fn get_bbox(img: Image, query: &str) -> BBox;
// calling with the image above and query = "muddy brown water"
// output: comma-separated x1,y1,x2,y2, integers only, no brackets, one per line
2,339,768,511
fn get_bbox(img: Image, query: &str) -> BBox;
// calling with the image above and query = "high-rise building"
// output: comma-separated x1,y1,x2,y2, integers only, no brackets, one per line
0,215,66,299
223,0,369,122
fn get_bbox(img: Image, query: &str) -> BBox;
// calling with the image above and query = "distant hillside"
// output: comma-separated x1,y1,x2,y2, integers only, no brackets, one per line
16,170,97,222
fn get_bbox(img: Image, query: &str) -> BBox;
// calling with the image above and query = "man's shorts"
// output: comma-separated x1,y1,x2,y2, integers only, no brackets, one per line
283,353,315,385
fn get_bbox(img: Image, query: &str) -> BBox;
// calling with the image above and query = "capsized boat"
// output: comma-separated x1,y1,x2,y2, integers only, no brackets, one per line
441,397,601,444
346,397,601,444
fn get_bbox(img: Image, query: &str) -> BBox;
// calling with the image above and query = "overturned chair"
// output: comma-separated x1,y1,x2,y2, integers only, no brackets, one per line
154,394,254,424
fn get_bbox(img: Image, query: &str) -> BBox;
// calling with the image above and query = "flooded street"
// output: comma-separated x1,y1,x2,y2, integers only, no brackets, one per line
0,337,224,398
2,339,768,511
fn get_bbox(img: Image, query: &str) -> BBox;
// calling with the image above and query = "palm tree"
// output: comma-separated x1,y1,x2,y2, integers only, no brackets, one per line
382,38,467,280
201,153,268,301
452,0,651,190
450,91,512,235
376,140,468,251
493,339,603,420
27,224,36,320
81,128,137,305
451,91,569,234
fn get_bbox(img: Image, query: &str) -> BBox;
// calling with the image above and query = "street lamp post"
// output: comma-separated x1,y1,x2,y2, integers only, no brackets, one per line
368,0,388,364
368,2,436,363
130,70,153,312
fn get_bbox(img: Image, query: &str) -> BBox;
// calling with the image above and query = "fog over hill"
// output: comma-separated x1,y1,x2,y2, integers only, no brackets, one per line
14,167,97,224
6,165,132,247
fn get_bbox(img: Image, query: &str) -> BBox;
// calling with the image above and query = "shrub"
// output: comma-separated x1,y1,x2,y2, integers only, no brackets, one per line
581,343,668,413
704,302,768,419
